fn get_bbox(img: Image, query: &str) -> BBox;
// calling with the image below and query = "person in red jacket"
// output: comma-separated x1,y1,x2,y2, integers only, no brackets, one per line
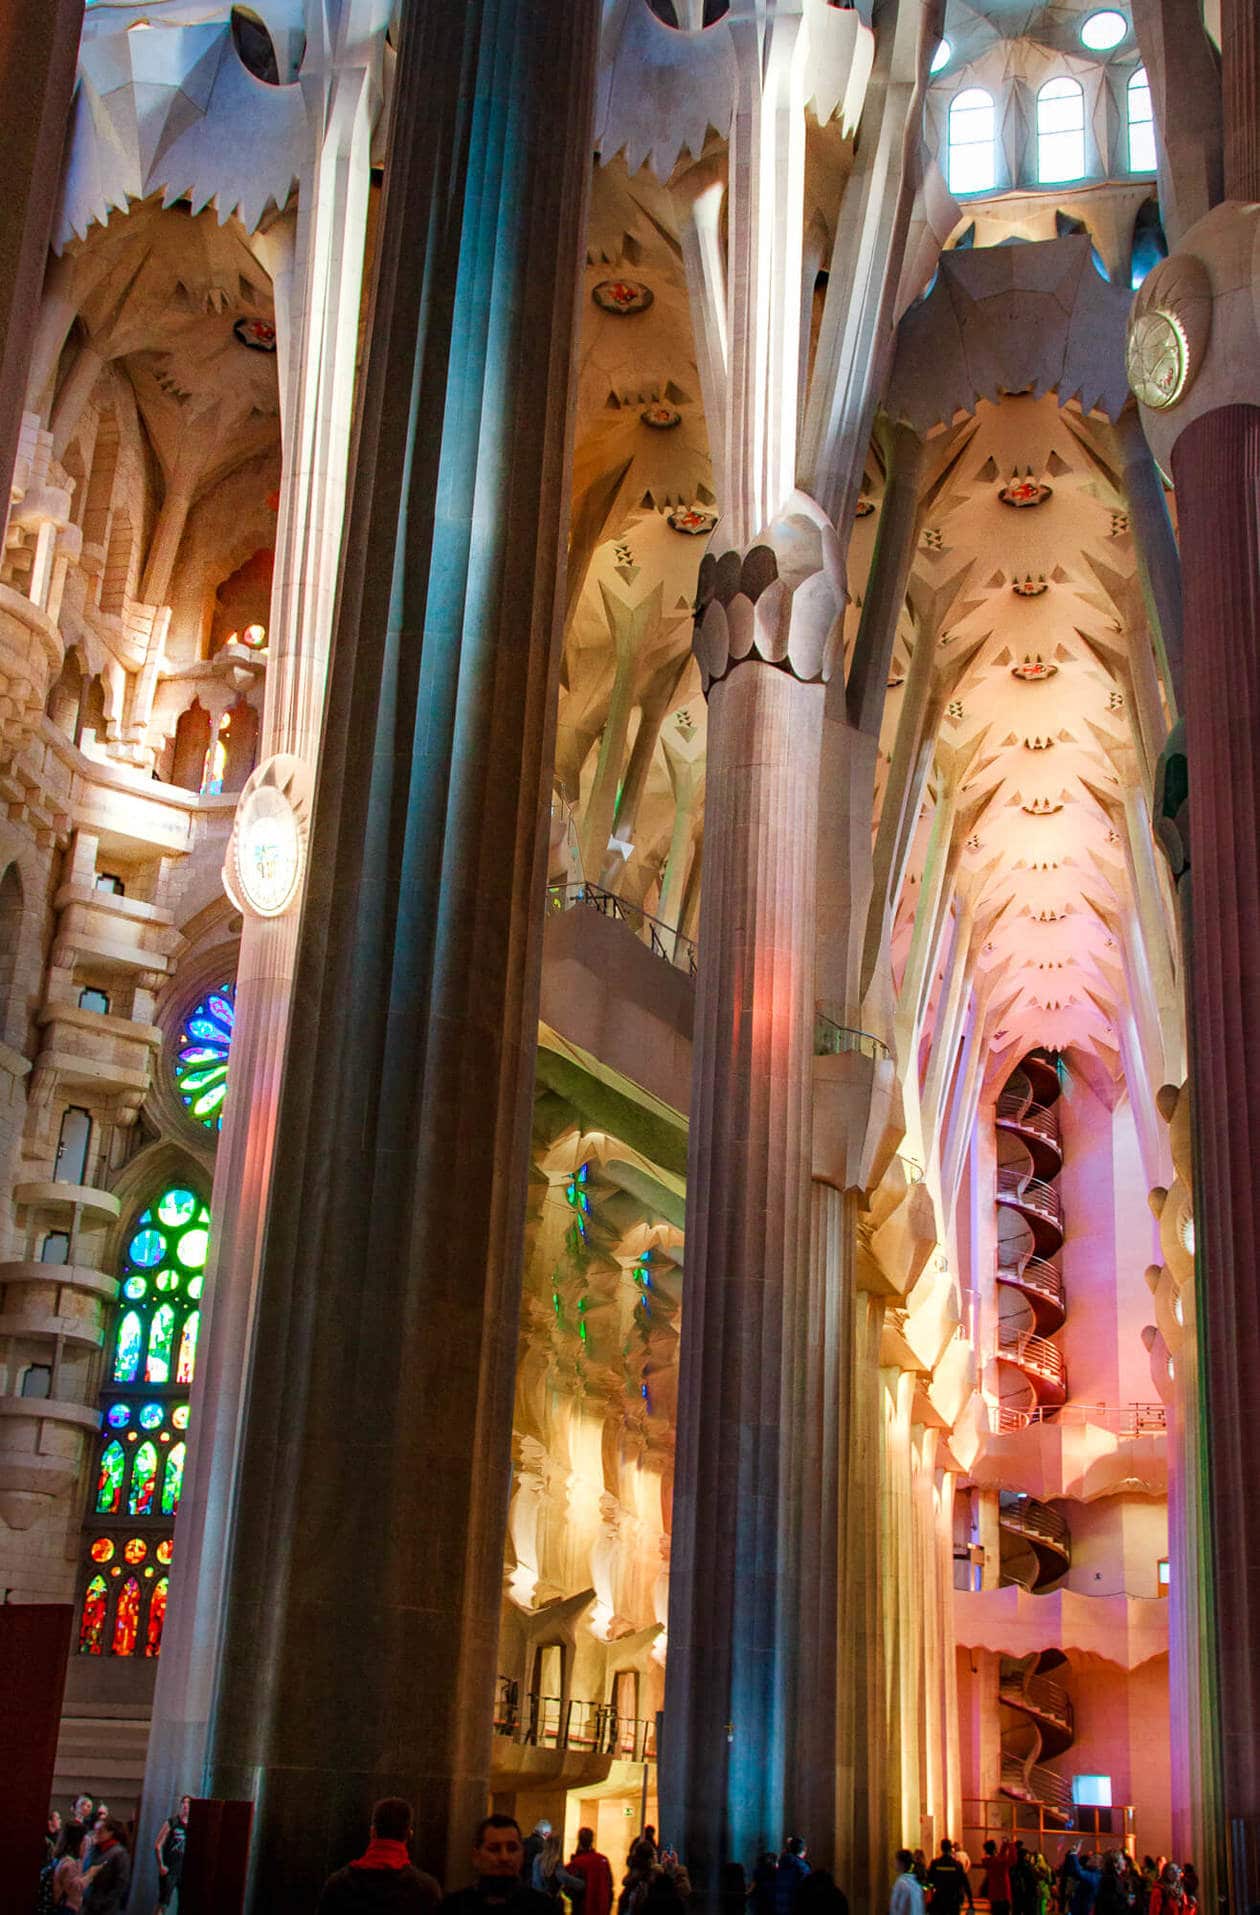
981,1840,1018,1915
569,1829,614,1915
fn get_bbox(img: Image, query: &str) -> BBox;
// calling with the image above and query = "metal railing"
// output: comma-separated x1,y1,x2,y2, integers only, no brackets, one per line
995,1759,1075,1819
813,1011,890,1061
1000,1670,1074,1734
996,1166,1064,1231
999,1325,1067,1389
997,1253,1065,1312
996,1401,1167,1436
545,882,697,976
493,1677,657,1763
996,1093,1063,1151
999,1491,1070,1555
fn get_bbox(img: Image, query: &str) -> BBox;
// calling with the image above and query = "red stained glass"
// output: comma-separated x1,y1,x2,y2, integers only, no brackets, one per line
145,1576,169,1657
79,1575,108,1654
112,1576,141,1656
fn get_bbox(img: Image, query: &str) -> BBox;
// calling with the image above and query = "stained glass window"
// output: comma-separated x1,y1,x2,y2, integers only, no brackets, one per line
79,1178,210,1656
174,985,235,1131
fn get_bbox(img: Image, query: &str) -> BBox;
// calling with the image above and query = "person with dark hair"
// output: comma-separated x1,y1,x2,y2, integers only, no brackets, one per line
81,1818,130,1915
751,1854,780,1915
569,1828,614,1915
1011,1843,1038,1915
927,1842,973,1915
51,1820,88,1910
315,1799,441,1915
776,1839,811,1915
891,1851,925,1915
443,1816,558,1915
717,1862,747,1915
982,1839,1018,1915
152,1795,190,1913
795,1866,847,1915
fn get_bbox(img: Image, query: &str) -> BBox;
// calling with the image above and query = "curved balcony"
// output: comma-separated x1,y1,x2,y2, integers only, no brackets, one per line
996,1091,1063,1180
996,1164,1064,1257
998,1490,1070,1592
996,1248,1066,1334
998,1324,1068,1405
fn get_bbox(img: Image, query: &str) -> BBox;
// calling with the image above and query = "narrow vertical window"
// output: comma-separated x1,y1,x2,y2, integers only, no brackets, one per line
1128,66,1156,171
949,88,996,195
1038,77,1086,182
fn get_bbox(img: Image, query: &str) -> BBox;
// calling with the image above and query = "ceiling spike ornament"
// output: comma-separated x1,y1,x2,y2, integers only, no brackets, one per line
1022,796,1065,816
1011,575,1048,598
1023,736,1054,751
592,278,655,315
668,504,718,537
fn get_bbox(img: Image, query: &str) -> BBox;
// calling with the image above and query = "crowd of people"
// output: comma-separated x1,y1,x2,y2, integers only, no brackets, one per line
35,1797,1200,1915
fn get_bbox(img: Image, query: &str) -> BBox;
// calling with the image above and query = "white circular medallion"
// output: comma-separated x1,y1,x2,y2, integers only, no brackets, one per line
223,755,312,919
1126,309,1189,409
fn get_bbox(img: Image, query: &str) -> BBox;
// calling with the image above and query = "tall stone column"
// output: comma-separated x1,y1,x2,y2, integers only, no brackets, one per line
204,2,596,1906
0,0,82,540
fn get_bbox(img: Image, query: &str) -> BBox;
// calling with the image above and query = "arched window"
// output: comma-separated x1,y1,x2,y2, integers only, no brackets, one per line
76,1183,210,1657
949,88,996,195
1128,66,1156,172
1037,76,1086,182
175,984,235,1131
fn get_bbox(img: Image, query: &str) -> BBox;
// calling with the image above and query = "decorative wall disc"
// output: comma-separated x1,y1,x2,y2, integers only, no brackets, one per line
592,279,654,315
1126,253,1211,411
223,754,312,919
667,505,717,536
233,315,277,352
1126,310,1190,409
640,402,681,429
999,476,1052,508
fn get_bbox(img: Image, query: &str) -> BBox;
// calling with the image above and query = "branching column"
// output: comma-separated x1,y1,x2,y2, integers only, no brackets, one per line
204,3,596,1907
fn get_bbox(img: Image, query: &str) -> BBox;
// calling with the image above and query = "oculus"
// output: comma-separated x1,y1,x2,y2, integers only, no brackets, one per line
233,315,277,352
999,474,1052,508
592,279,654,315
1126,309,1190,408
667,505,717,536
1079,9,1128,48
640,402,681,429
1126,253,1211,409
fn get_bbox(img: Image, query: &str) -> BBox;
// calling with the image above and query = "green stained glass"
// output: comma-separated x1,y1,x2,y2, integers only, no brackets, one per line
176,1226,208,1269
123,1275,147,1300
114,1311,142,1382
155,1268,179,1292
158,1189,197,1228
96,1439,125,1513
188,1274,203,1300
139,1403,163,1430
176,1310,199,1384
172,1403,190,1431
129,1440,158,1515
174,986,234,1132
161,1440,186,1515
146,1304,175,1382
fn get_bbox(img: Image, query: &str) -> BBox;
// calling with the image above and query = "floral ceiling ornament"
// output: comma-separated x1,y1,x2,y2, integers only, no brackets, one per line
592,279,654,315
1024,735,1054,751
640,401,681,429
999,470,1052,508
668,505,718,537
1022,796,1064,815
855,496,876,517
1011,655,1058,681
233,316,276,353
1012,575,1048,597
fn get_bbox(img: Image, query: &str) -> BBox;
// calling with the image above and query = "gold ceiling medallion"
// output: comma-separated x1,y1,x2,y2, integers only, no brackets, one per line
592,278,654,315
999,472,1051,508
1011,655,1057,681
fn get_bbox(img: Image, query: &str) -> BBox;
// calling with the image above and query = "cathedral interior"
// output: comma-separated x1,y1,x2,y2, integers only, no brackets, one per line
1,0,1257,1909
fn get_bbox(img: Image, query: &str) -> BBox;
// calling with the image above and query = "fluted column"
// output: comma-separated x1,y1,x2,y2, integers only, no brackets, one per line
204,2,596,1907
663,503,840,1874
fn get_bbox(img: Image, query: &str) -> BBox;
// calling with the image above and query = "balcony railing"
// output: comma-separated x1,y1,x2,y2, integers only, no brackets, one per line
996,1401,1168,1436
493,1677,657,1763
996,1166,1064,1231
813,1011,890,1061
545,882,697,976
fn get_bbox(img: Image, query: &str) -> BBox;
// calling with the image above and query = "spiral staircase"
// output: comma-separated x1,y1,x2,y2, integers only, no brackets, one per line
995,1052,1074,1822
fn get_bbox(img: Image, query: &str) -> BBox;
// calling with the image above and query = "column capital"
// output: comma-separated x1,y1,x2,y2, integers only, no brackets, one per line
692,489,844,693
1127,200,1260,472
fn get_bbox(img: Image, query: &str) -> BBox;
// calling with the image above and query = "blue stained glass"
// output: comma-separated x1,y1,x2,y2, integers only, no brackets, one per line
157,1189,196,1227
129,1228,165,1268
107,1403,131,1429
123,1276,147,1300
139,1403,163,1430
189,1018,225,1041
176,987,235,1133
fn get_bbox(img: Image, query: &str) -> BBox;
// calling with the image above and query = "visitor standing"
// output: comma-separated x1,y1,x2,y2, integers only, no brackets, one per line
776,1839,811,1915
81,1818,131,1915
1063,1849,1102,1915
927,1841,974,1915
568,1829,614,1915
152,1795,190,1913
1149,1864,1195,1915
314,1798,440,1914
982,1840,1018,1915
532,1833,584,1905
51,1821,88,1910
443,1817,559,1915
525,1825,554,1880
892,1851,926,1915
